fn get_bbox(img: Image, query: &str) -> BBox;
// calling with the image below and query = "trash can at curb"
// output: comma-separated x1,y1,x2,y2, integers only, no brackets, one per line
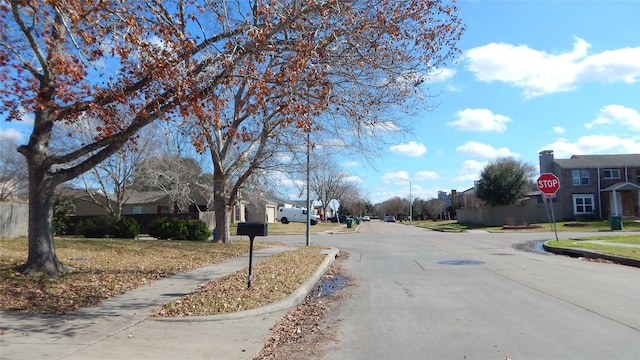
609,215,623,230
346,218,353,228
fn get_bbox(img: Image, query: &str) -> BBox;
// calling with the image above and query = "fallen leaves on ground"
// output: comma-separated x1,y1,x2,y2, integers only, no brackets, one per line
255,256,350,360
0,238,253,314
153,246,326,317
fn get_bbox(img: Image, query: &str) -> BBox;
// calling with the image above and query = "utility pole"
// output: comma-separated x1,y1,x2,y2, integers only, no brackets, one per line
403,178,412,224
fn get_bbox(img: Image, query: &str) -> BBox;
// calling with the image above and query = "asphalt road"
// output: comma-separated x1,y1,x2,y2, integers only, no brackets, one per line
305,221,640,360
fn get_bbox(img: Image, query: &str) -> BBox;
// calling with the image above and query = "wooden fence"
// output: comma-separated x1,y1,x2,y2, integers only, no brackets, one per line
0,202,28,238
455,201,561,226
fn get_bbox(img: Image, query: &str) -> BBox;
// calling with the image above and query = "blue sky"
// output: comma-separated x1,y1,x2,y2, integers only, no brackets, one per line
345,0,640,204
1,1,639,206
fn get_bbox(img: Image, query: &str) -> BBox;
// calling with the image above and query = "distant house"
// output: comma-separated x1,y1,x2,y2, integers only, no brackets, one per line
539,150,640,220
245,195,298,223
68,188,211,216
121,190,197,215
245,197,278,223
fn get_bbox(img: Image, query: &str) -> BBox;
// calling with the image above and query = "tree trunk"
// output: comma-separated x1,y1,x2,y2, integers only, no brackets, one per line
212,170,232,244
20,165,63,277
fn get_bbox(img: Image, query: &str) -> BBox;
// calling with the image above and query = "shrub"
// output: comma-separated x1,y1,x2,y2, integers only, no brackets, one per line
52,195,77,235
81,216,116,238
148,217,171,239
169,218,189,240
148,217,210,241
113,217,140,239
185,219,211,241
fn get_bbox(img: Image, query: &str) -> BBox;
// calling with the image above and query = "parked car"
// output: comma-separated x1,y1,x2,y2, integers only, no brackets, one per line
363,216,371,221
383,215,396,222
327,214,348,223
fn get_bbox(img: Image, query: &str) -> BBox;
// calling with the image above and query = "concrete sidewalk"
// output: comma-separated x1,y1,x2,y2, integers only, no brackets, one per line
0,244,339,360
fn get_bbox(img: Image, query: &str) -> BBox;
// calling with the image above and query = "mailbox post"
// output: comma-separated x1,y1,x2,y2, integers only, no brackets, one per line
236,222,268,289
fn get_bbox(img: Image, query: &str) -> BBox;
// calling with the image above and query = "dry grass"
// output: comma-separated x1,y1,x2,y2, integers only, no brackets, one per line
154,246,326,317
0,238,256,314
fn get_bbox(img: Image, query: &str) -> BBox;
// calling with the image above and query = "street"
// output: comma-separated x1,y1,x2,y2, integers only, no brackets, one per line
304,221,640,360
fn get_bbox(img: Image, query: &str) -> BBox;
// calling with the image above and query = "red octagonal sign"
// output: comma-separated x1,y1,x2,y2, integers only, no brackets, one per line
537,173,560,195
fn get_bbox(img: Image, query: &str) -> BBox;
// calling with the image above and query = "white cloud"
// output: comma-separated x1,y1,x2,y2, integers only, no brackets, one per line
553,126,565,134
389,141,427,157
542,135,640,158
456,141,518,158
448,108,511,132
453,159,486,183
346,175,363,183
343,160,360,167
464,37,640,98
585,104,640,131
427,68,457,83
0,128,24,141
380,171,409,183
414,170,440,181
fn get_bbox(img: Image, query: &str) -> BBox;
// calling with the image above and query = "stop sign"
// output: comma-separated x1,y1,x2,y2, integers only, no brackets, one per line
537,173,560,195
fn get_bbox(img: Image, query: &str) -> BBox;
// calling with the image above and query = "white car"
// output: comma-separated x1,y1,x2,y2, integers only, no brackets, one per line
363,216,371,221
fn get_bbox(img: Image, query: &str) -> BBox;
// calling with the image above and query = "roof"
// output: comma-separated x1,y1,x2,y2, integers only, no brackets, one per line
554,154,640,169
601,182,640,192
123,191,169,205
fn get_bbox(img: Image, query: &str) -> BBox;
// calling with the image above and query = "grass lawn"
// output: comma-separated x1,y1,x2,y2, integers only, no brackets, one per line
545,235,640,259
411,219,640,232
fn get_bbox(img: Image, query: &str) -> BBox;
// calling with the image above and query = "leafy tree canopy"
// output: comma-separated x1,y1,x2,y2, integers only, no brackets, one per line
475,157,535,207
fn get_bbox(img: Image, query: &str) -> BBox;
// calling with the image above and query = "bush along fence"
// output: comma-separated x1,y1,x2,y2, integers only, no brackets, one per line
73,215,211,241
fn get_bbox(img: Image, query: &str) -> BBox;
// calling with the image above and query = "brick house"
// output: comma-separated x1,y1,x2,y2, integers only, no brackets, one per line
539,150,640,220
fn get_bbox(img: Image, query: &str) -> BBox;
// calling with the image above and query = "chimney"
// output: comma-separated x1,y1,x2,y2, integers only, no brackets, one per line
539,150,554,174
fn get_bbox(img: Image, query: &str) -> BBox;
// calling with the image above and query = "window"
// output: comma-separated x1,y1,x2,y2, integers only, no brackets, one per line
573,194,594,215
571,169,590,185
603,169,620,179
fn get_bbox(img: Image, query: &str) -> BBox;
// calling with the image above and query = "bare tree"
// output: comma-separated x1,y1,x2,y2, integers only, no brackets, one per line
307,156,360,218
0,137,27,201
424,198,447,220
77,126,163,217
132,155,204,213
378,196,406,219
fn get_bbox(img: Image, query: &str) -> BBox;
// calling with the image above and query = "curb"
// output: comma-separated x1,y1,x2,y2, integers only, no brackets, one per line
153,247,340,322
543,243,640,268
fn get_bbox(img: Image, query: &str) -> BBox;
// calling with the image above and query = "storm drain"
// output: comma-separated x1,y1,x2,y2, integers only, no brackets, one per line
438,259,485,266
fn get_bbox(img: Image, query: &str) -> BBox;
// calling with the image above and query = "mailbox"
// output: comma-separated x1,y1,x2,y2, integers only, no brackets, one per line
236,222,268,237
236,222,268,289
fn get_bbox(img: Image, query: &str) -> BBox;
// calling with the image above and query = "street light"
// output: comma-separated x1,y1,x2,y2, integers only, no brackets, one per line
403,179,412,224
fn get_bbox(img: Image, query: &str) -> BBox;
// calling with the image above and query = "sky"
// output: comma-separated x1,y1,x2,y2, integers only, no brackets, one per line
1,1,639,206
343,0,640,204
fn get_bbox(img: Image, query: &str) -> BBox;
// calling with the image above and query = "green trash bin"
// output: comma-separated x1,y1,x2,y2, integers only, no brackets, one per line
609,215,623,230
355,218,361,225
346,218,353,228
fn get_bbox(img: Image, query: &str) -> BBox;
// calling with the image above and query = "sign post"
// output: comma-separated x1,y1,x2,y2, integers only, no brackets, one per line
537,173,560,241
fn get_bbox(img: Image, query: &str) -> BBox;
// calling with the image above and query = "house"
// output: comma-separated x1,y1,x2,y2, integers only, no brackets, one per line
245,195,293,223
539,150,640,220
